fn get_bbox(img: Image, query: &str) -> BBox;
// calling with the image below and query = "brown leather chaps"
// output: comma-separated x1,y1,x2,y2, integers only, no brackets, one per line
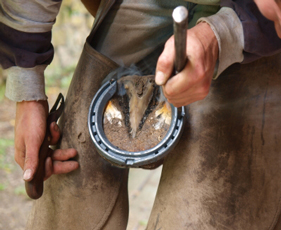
26,40,281,229
147,53,281,230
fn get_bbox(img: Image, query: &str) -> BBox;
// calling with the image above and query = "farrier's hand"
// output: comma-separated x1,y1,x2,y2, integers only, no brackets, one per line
155,22,219,107
15,100,79,182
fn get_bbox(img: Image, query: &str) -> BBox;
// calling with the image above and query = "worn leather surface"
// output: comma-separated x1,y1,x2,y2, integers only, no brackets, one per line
274,213,281,230
26,43,129,230
147,53,281,230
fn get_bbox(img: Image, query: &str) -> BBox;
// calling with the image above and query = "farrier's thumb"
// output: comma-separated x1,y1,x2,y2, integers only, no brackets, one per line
23,144,40,181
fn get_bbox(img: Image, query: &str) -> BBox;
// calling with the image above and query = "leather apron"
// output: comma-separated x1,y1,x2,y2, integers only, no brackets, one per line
147,53,281,230
26,0,281,229
26,1,130,229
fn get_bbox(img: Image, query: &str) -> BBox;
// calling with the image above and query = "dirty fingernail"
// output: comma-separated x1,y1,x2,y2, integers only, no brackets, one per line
23,169,32,181
155,71,166,85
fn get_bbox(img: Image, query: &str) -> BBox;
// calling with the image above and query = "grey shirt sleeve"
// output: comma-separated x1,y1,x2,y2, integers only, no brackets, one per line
221,0,281,63
4,65,47,102
197,7,244,79
0,0,62,101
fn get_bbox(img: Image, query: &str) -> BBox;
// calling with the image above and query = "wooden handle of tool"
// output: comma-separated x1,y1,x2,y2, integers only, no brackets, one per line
25,131,50,199
25,93,64,199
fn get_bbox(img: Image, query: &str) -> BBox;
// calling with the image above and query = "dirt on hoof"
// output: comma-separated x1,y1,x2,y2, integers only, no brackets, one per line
103,75,172,152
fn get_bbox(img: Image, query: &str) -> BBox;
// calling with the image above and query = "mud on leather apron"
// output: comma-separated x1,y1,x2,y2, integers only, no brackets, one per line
26,0,281,229
26,1,130,230
146,53,281,230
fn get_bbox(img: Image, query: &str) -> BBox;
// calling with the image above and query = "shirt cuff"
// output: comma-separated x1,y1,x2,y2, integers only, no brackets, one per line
4,65,48,102
197,7,244,79
0,0,62,33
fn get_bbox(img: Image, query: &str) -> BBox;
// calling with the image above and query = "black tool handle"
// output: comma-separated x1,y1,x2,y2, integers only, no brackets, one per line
173,6,188,73
25,94,65,199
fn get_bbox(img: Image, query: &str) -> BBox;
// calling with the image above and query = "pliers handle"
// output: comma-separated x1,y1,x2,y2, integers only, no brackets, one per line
25,93,65,199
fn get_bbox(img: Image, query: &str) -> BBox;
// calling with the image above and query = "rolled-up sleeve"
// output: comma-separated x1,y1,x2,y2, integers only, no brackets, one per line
196,0,281,79
0,0,62,101
221,0,281,63
197,7,244,79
